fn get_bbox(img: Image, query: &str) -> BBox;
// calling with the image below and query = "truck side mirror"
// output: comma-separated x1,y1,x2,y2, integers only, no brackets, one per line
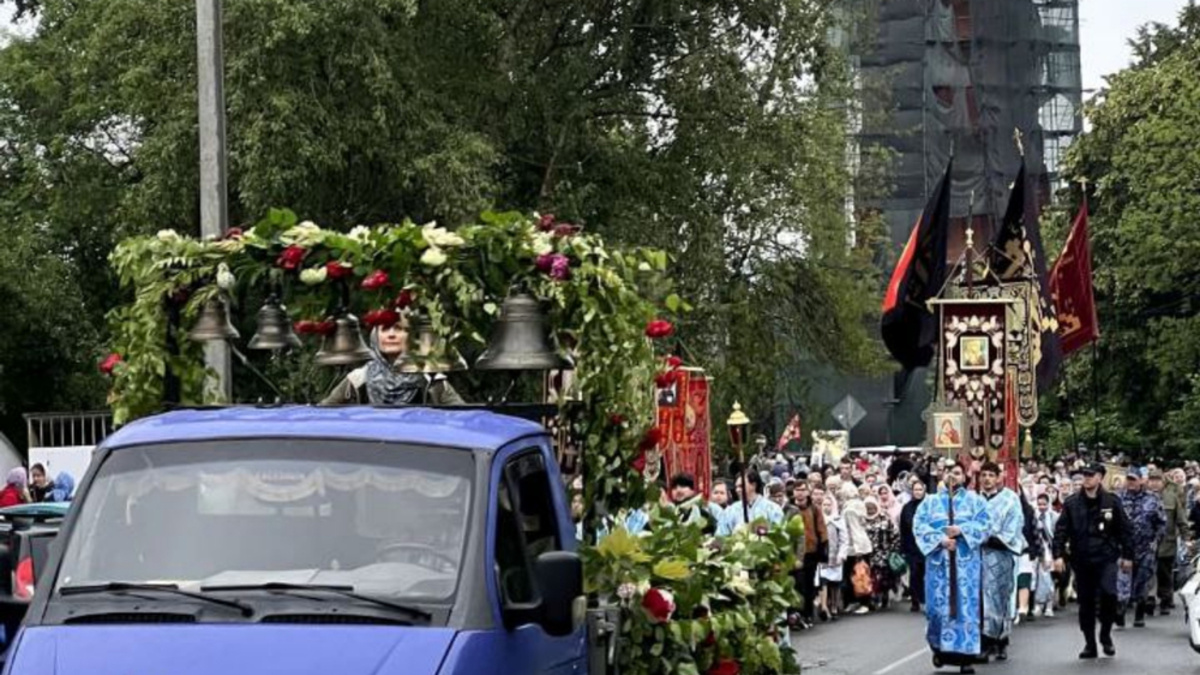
534,551,583,637
502,551,583,637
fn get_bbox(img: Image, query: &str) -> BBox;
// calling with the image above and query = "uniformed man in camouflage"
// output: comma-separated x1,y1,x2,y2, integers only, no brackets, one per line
1117,467,1165,627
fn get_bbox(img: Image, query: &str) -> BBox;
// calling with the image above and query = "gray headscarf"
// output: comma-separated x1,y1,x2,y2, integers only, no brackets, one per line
363,326,426,405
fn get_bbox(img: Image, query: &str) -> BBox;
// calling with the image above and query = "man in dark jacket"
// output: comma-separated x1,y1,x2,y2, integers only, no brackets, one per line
1054,463,1134,660
899,478,927,612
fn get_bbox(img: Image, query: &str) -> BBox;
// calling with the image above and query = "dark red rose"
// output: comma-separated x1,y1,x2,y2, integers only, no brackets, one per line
631,451,647,473
361,270,390,291
98,353,123,376
641,588,675,624
394,288,416,310
315,320,337,337
363,308,400,328
655,370,679,388
707,659,740,675
537,213,556,232
325,261,353,280
224,227,244,240
535,253,555,273
639,427,664,450
665,355,683,369
549,255,571,281
645,319,675,339
276,245,307,270
293,320,316,336
702,631,716,647
553,223,581,238
609,413,626,427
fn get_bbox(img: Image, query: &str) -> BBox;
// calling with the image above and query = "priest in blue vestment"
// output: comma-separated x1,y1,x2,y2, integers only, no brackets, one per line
978,461,1025,661
915,461,991,674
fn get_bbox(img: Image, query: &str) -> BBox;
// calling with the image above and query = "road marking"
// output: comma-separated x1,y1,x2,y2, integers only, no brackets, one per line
873,647,929,675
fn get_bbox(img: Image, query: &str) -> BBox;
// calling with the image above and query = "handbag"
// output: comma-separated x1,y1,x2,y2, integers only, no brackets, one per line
852,559,874,596
888,552,908,576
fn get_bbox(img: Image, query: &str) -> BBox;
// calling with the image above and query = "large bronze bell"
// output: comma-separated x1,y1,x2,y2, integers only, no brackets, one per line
248,295,301,351
188,298,240,342
475,293,573,371
314,313,373,366
408,316,468,374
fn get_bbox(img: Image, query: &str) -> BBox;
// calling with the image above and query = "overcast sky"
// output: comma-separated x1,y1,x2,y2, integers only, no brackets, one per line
1080,0,1193,92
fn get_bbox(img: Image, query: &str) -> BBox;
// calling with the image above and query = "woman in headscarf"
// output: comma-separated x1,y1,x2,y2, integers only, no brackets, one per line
0,468,28,508
877,484,902,528
839,482,874,614
322,314,463,406
48,472,75,502
865,496,900,610
817,493,848,622
29,463,53,503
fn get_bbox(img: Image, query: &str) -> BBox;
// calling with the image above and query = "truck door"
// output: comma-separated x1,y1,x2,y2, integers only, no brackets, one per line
491,448,586,675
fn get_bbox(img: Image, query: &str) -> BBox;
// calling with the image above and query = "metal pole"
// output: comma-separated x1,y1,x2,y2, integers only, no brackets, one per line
736,439,750,525
197,0,232,401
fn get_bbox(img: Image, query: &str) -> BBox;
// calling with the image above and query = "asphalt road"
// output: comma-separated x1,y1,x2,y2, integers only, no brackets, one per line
791,604,1195,675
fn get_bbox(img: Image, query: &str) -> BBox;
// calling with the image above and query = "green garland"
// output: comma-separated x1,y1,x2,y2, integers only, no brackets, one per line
105,209,800,674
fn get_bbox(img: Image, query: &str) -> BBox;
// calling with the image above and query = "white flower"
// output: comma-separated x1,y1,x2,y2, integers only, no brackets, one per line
420,246,448,267
727,568,755,596
281,221,326,247
348,225,372,243
422,222,466,248
637,262,652,272
156,229,181,242
531,233,554,256
216,263,236,291
299,266,328,285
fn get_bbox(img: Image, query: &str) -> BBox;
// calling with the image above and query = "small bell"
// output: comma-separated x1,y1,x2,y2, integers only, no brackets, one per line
248,295,301,351
475,292,573,371
314,313,373,366
409,316,468,374
188,298,240,342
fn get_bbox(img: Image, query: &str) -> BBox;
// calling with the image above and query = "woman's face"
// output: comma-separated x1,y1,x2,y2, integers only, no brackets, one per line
822,495,836,515
711,483,728,506
911,481,926,500
378,319,410,357
31,468,45,487
877,486,891,503
866,502,879,518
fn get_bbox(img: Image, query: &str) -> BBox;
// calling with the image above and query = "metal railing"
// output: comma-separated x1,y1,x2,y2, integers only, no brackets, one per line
24,412,114,449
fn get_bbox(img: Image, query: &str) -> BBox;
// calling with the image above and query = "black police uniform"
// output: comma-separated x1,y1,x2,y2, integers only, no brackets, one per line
1052,470,1134,657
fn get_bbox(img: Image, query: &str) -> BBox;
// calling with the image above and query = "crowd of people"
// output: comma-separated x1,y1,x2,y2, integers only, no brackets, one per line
0,464,75,508
658,447,1200,672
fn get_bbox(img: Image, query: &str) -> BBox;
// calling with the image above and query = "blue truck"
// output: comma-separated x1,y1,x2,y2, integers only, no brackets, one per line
2,406,618,675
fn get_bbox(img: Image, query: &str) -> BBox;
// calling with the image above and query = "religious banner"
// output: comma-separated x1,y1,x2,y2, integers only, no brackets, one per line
950,280,1039,427
656,367,713,498
934,298,1013,458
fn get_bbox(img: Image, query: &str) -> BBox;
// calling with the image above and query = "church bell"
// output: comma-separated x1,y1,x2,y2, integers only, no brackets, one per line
188,298,240,342
474,293,573,371
314,313,373,366
247,295,302,351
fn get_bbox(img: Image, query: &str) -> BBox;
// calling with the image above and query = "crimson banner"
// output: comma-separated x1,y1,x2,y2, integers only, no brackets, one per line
656,368,713,498
1050,202,1099,356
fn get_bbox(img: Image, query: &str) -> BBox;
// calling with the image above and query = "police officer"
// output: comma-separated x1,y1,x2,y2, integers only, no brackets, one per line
1053,463,1134,659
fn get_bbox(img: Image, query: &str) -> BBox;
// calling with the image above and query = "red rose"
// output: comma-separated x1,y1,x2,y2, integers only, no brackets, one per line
394,289,416,310
665,355,683,369
641,588,675,624
363,308,400,328
609,413,626,427
325,261,353,280
537,213,556,232
361,270,390,291
639,427,664,450
645,319,675,339
224,227,244,240
535,253,555,273
655,370,679,388
293,320,316,336
631,451,647,473
553,223,581,238
98,353,123,376
702,631,716,647
276,245,307,270
707,659,740,675
315,320,337,337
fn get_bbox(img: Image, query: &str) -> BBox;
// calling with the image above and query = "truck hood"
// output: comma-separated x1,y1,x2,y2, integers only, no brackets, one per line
5,625,457,675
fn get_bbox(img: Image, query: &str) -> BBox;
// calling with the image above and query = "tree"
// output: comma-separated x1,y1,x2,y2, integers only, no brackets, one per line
0,0,885,444
1043,5,1200,459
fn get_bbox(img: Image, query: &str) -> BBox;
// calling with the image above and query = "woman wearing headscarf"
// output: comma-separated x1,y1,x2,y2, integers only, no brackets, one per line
0,468,28,508
29,463,53,503
878,484,902,528
839,482,874,614
865,496,900,610
48,472,75,502
818,493,848,622
322,315,464,406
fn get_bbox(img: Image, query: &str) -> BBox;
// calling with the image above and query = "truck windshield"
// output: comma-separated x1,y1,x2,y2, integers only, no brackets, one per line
54,439,473,603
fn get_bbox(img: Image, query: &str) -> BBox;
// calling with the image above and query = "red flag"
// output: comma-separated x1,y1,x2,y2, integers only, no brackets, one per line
1049,200,1099,356
777,414,802,451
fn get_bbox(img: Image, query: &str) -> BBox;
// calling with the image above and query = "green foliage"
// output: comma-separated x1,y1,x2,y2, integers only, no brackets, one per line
1042,6,1200,459
584,509,802,675
0,0,882,449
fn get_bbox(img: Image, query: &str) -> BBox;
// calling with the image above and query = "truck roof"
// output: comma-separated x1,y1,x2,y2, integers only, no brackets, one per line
103,406,548,451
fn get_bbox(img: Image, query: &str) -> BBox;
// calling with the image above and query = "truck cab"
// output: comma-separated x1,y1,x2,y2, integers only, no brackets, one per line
3,407,587,675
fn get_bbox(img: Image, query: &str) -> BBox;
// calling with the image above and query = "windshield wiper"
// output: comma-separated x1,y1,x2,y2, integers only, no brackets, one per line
200,582,432,624
59,582,254,617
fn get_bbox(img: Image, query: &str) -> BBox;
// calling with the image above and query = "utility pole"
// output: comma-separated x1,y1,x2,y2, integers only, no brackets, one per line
196,0,232,401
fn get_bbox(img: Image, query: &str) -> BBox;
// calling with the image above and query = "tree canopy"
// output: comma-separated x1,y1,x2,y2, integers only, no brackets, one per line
0,0,885,448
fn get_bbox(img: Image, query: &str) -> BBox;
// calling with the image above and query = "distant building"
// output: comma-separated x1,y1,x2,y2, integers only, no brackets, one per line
805,0,1083,447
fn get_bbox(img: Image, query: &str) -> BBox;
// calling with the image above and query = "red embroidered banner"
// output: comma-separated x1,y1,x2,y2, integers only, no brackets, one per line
656,368,713,498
